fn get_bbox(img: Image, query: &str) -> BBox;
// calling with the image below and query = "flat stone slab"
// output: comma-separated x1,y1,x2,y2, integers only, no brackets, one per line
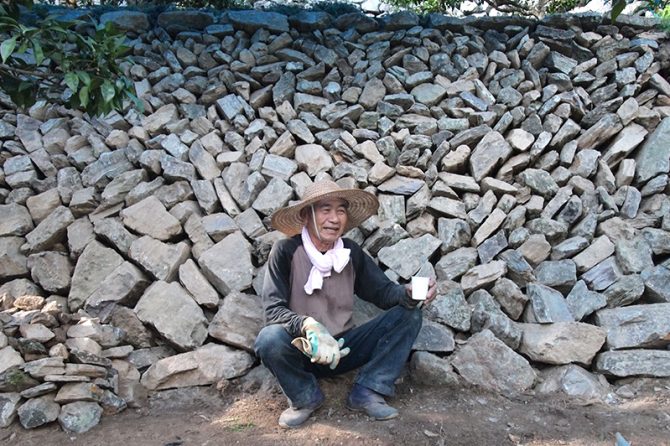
140,343,255,390
595,350,670,378
518,322,606,365
450,329,536,394
594,303,670,350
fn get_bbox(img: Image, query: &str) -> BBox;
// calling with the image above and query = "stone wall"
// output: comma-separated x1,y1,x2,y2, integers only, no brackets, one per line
1,7,670,433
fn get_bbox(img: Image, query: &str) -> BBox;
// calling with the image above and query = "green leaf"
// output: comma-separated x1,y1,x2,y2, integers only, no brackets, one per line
31,38,44,65
77,71,91,86
64,72,79,91
79,85,90,108
1,36,17,63
611,0,627,22
101,80,115,103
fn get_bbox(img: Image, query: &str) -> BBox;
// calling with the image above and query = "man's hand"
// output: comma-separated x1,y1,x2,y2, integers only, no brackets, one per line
403,277,438,307
292,317,350,369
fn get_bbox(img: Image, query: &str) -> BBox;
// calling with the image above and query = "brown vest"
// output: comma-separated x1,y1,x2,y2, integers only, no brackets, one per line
288,245,355,337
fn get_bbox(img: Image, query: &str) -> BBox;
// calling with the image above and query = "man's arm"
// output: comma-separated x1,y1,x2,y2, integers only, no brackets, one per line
346,239,409,309
262,237,306,338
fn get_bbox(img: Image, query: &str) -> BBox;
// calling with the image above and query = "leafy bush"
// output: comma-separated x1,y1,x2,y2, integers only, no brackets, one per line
0,0,141,115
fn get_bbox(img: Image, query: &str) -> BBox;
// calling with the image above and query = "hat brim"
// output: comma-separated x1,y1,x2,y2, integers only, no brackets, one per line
271,189,379,236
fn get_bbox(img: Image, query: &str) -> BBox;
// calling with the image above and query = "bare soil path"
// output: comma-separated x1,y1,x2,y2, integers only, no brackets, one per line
4,375,670,446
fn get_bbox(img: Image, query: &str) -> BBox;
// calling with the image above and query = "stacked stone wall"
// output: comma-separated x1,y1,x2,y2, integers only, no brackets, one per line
1,7,670,433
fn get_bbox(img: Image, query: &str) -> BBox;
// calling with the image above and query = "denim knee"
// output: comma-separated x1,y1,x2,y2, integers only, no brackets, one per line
390,305,423,329
254,324,291,361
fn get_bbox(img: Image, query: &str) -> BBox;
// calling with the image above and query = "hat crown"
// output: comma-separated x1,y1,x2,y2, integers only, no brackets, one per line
302,180,341,202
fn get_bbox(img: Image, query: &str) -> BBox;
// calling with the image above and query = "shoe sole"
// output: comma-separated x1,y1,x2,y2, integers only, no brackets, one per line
278,402,324,429
345,404,399,421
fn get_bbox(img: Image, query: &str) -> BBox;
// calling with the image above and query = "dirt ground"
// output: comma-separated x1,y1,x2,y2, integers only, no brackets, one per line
3,373,670,446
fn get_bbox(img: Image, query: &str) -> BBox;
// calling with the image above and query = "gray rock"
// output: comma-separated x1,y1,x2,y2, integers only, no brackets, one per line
228,10,289,33
412,319,455,353
378,234,442,280
603,274,645,308
140,343,254,390
178,259,219,309
93,218,137,255
498,249,536,288
198,232,254,295
582,257,622,291
477,230,508,264
135,281,208,351
525,283,573,323
0,204,34,237
469,131,512,181
572,235,615,272
425,282,470,332
595,303,670,350
518,234,551,267
378,175,425,196
409,351,459,386
57,401,103,433
595,350,670,378
27,251,72,294
208,292,263,352
551,236,589,260
0,237,29,279
519,322,606,365
640,228,670,255
535,364,609,402
294,144,334,177
450,330,536,394
252,178,294,217
428,197,468,219
69,241,124,311
100,10,149,33
471,302,522,349
534,260,577,292
411,83,447,106
461,261,507,295
434,247,478,282
85,261,149,315
566,280,606,321
0,392,21,428
635,116,670,183
490,277,528,320
520,169,558,198
23,206,74,253
641,265,670,303
437,218,471,254
128,236,190,282
577,113,623,151
472,209,507,246
18,395,60,429
602,123,648,168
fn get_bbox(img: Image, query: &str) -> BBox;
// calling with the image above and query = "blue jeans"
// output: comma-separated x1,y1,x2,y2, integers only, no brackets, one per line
254,305,422,408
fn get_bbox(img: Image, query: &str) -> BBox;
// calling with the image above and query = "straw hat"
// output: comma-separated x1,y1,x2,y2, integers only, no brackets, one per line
271,180,379,236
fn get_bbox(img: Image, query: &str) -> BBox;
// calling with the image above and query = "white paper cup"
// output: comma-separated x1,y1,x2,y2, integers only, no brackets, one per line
411,276,429,301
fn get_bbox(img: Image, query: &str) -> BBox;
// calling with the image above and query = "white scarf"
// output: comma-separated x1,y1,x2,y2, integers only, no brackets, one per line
301,226,351,295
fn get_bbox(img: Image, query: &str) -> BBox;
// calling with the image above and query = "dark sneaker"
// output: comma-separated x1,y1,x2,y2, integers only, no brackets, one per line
278,388,325,428
346,383,398,420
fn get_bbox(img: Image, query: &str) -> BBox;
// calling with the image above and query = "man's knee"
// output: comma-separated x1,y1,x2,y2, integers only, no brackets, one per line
255,324,292,361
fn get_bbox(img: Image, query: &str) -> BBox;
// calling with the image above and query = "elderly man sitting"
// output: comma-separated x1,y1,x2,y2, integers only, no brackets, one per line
255,179,437,428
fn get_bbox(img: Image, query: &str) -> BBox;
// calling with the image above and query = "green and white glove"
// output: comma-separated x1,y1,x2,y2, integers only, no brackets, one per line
291,317,350,370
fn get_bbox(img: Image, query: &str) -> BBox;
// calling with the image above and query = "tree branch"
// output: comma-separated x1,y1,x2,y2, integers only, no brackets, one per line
0,63,58,79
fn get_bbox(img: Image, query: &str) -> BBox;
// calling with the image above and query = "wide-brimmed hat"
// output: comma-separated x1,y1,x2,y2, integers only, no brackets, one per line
271,180,379,236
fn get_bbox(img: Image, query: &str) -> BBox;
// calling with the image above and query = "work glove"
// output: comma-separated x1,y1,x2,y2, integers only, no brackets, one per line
291,317,350,370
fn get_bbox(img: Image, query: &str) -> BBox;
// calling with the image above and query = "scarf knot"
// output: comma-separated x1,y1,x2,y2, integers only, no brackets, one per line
301,226,351,295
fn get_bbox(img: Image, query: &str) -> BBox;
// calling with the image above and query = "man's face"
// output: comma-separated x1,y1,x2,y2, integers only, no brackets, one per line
305,198,349,248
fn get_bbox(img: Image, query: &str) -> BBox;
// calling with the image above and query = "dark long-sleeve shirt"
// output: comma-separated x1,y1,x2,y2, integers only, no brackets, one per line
262,235,408,338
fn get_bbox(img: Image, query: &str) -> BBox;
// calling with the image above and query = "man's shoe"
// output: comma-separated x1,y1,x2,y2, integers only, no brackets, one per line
278,389,325,428
346,383,398,420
